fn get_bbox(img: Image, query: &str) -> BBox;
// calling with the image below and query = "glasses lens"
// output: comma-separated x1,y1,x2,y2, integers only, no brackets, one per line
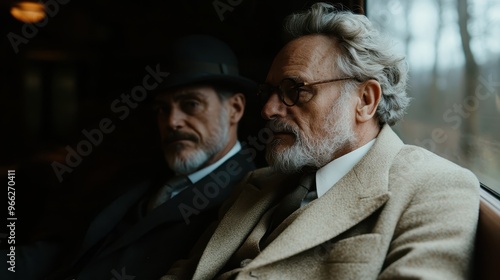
280,78,299,106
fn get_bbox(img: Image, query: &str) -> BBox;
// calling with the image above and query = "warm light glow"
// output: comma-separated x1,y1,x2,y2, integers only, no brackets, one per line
10,2,46,23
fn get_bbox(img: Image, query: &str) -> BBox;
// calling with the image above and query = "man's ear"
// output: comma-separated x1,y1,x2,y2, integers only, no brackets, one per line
355,79,382,123
227,93,245,124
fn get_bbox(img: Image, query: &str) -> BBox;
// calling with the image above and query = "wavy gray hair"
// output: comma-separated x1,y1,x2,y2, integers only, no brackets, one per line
283,2,410,126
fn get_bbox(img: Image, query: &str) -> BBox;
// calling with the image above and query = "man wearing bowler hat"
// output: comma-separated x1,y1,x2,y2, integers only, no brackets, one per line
3,35,257,280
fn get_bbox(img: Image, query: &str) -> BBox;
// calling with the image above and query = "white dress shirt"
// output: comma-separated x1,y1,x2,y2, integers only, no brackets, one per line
187,141,242,183
169,141,242,198
315,139,376,198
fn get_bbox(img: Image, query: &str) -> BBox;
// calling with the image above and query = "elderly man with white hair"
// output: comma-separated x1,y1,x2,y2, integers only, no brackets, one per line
163,3,480,280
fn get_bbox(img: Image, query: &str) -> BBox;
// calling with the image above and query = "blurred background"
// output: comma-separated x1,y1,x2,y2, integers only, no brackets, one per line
368,0,500,196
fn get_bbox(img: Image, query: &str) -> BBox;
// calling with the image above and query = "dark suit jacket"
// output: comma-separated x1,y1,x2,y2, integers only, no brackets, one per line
2,150,255,280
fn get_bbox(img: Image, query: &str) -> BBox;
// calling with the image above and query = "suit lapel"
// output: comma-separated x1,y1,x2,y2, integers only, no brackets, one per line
192,169,299,280
74,181,150,262
247,125,404,270
247,172,390,269
97,151,256,258
98,176,218,256
95,183,194,257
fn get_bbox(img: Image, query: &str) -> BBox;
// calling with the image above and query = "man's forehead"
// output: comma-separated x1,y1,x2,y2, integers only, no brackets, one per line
268,35,339,81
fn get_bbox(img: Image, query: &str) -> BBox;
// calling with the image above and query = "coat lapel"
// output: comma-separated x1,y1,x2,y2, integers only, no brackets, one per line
246,125,404,270
74,181,150,262
98,175,222,256
246,173,390,269
95,183,195,257
97,151,256,258
48,179,161,280
192,169,300,280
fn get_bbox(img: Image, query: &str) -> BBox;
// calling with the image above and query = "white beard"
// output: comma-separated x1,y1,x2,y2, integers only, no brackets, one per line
167,107,229,174
266,92,356,174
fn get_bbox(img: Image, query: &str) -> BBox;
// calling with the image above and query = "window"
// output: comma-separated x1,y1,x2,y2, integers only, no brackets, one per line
367,0,500,196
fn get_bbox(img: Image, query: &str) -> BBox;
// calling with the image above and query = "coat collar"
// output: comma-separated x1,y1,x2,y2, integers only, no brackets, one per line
78,181,150,255
194,125,404,277
193,169,300,280
97,150,256,257
248,125,404,269
65,149,255,269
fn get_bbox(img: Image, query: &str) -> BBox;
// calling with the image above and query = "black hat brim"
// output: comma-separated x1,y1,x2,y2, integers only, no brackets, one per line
153,72,257,95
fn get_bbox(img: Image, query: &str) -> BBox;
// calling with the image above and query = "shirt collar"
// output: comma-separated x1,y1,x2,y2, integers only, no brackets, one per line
315,139,376,198
187,141,242,184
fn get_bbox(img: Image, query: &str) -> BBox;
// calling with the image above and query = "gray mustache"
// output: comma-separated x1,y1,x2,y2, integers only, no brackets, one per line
266,119,299,136
164,131,198,144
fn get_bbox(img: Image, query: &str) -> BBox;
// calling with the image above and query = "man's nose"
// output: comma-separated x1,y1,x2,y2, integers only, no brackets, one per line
261,92,286,120
166,107,186,129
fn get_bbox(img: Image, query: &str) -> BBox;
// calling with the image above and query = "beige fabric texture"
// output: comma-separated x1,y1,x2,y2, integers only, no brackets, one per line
162,125,480,280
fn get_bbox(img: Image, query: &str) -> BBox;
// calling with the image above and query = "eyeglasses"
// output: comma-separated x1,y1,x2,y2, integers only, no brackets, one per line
257,77,358,107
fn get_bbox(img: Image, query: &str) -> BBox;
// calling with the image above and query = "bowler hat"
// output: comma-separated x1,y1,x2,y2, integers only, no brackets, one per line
156,35,256,94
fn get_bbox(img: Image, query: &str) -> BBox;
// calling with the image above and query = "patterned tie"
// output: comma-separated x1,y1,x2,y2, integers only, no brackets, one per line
148,176,191,211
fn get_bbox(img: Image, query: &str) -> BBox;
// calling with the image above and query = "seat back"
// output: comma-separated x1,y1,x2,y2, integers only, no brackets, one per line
473,186,500,280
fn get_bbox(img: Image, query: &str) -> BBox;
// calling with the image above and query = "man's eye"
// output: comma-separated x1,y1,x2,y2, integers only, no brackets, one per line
181,100,202,113
296,87,314,103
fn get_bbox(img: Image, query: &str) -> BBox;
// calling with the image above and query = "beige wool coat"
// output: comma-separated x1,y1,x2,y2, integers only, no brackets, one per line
163,125,480,280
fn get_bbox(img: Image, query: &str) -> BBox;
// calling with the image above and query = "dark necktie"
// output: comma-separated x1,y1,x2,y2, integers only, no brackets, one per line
148,175,190,211
260,172,316,246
